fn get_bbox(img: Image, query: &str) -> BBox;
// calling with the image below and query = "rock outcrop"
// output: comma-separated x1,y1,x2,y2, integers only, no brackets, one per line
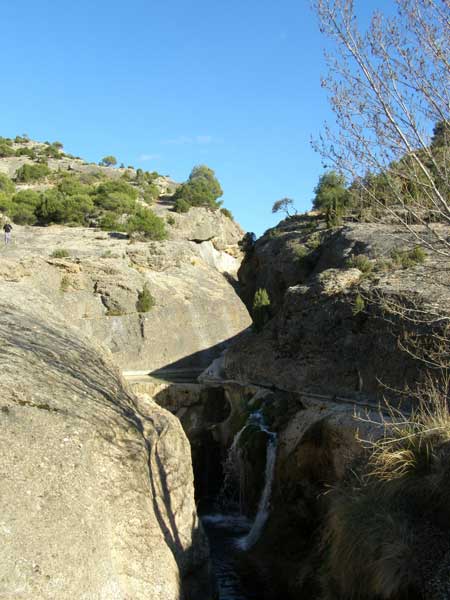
226,218,449,401
0,284,211,599
0,219,250,373
0,197,250,597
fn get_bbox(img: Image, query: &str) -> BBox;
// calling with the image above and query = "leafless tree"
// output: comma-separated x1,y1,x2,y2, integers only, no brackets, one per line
313,0,450,257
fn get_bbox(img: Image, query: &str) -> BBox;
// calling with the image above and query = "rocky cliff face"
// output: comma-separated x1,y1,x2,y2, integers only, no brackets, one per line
0,201,252,598
226,218,449,401
0,284,211,599
0,209,250,373
189,216,449,600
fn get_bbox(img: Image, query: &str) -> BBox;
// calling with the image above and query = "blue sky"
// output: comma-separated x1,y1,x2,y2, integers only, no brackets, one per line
0,0,393,236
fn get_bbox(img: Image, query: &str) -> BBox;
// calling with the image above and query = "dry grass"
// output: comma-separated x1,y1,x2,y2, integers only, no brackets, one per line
364,376,450,484
322,375,450,599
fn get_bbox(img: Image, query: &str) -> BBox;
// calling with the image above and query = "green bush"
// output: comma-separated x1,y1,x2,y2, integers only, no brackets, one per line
15,163,50,183
409,246,426,264
98,213,127,232
0,173,15,197
15,147,37,159
136,283,155,313
292,244,308,260
12,189,41,205
56,175,92,197
314,170,351,227
94,180,138,213
36,188,94,225
0,174,15,215
172,164,223,209
99,155,117,167
144,170,159,183
220,207,234,220
43,144,63,159
50,249,70,258
174,198,190,213
391,246,426,269
126,207,167,240
10,190,41,224
135,168,146,185
0,194,13,213
347,254,373,274
96,190,136,214
167,215,176,226
0,141,15,157
353,294,365,315
252,288,271,332
142,183,160,204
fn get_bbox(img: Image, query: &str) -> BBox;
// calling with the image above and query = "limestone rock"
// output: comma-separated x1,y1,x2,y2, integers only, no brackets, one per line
166,206,244,252
227,220,450,401
0,223,251,372
0,286,211,599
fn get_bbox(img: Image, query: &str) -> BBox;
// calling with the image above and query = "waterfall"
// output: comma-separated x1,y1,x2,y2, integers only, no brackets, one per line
236,428,277,551
221,419,249,513
220,410,278,551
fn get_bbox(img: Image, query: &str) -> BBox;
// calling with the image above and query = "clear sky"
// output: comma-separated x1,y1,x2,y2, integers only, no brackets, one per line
0,0,394,236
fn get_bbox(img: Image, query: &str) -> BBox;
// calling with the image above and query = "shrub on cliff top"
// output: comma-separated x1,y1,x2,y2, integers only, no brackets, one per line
173,164,223,210
99,155,117,167
174,198,190,213
220,207,234,220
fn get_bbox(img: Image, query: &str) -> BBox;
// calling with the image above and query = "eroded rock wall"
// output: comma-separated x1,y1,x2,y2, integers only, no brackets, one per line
0,221,250,373
227,220,449,401
0,285,211,599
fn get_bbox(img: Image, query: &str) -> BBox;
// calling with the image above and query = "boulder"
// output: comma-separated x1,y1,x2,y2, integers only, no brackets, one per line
0,285,211,599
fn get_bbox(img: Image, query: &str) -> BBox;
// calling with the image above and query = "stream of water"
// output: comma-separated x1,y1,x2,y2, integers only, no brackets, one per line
201,411,278,600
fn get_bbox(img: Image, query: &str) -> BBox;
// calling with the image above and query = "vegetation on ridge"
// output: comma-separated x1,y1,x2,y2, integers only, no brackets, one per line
173,165,223,212
0,143,167,238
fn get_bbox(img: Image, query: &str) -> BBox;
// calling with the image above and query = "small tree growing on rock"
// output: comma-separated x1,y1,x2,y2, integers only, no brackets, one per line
172,165,223,209
99,155,117,167
136,284,155,313
313,171,351,226
252,288,271,332
272,197,297,218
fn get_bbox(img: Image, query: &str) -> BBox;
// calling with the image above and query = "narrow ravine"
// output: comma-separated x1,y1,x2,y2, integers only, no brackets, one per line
201,410,278,599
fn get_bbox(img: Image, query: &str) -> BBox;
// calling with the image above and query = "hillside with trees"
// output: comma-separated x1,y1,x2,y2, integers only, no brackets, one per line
0,137,234,239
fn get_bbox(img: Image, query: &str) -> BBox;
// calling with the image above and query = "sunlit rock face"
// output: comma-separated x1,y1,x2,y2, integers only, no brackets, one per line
0,203,251,599
0,211,250,373
0,285,212,599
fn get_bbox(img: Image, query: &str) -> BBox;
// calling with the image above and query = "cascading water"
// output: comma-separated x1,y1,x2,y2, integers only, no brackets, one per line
236,421,277,551
201,410,278,599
